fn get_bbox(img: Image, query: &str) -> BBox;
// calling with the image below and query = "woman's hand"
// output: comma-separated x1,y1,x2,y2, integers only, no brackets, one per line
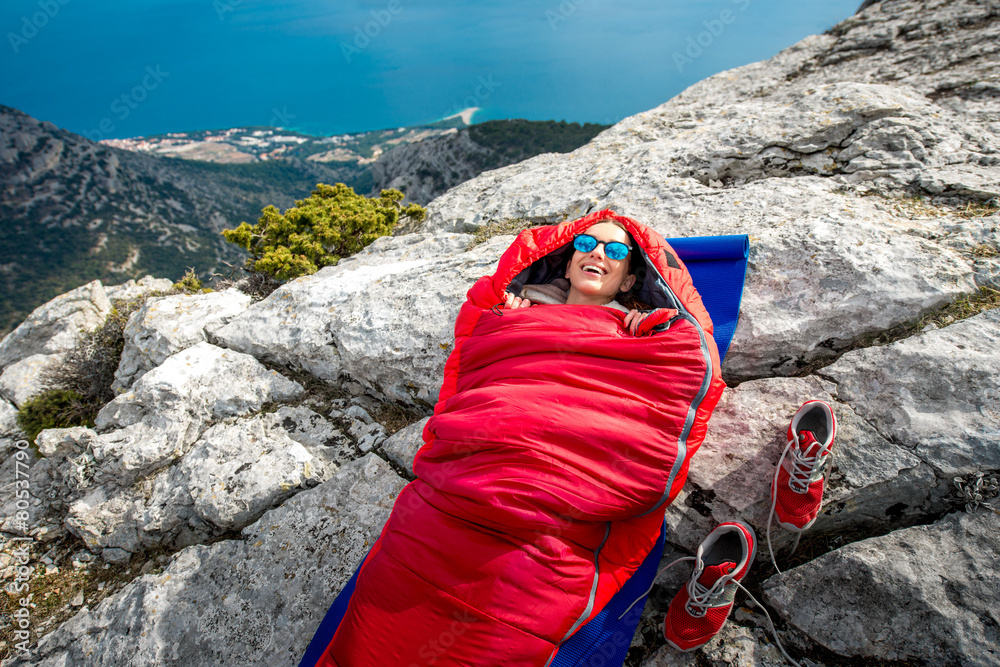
503,291,533,310
624,309,676,336
624,309,648,336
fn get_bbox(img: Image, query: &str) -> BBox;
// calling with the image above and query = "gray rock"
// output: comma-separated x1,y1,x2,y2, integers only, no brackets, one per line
9,345,304,559
103,275,175,303
763,510,1000,666
13,454,406,667
0,397,22,460
0,353,64,407
66,483,146,558
344,404,374,424
96,341,303,440
152,416,324,533
0,446,43,537
821,308,1000,484
382,417,429,475
0,280,110,372
337,231,475,266
356,427,386,454
264,405,354,472
641,623,789,667
214,235,507,407
63,408,347,557
113,289,252,391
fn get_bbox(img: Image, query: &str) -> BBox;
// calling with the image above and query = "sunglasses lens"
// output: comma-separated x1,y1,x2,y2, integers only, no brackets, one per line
574,235,598,253
606,243,630,260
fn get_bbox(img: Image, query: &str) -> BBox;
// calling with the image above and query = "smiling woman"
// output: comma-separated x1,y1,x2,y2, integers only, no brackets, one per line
504,218,656,335
565,221,637,305
311,210,726,667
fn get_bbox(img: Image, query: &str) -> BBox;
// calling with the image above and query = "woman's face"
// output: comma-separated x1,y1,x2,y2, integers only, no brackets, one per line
565,221,637,306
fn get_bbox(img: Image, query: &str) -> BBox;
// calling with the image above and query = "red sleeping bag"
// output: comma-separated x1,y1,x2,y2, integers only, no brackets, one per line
318,210,725,666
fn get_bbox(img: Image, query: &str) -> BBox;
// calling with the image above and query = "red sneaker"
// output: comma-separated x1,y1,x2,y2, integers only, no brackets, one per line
767,400,836,572
663,521,756,652
772,400,836,531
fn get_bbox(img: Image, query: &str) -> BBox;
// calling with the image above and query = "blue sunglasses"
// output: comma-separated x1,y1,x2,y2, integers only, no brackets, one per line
573,234,631,261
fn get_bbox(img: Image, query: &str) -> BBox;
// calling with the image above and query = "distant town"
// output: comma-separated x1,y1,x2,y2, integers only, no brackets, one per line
100,115,470,165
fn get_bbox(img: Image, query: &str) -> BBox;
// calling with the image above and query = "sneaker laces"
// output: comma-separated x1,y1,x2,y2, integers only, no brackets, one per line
766,432,833,574
785,433,832,493
683,562,736,618
618,556,803,667
731,578,803,667
618,556,695,619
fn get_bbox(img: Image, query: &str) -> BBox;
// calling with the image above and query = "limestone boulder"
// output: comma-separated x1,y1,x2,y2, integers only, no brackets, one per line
95,341,303,450
382,417,429,476
641,622,788,667
41,404,352,560
113,289,252,391
265,405,356,472
11,455,406,667
821,308,1000,484
65,484,147,562
0,280,109,372
214,234,507,407
102,275,175,303
0,397,22,460
68,413,330,558
0,353,64,407
146,415,325,536
763,510,1000,666
6,345,305,558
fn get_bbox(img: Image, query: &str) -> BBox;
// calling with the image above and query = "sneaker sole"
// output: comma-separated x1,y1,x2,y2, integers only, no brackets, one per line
774,515,818,532
664,637,705,653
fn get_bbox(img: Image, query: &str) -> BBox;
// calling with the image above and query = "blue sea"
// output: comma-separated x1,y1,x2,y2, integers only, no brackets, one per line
1,0,861,140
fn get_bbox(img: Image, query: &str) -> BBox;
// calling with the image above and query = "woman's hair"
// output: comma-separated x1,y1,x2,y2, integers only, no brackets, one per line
600,219,650,311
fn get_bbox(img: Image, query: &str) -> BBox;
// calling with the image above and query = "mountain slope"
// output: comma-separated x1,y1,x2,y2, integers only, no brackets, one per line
0,105,350,334
369,120,609,204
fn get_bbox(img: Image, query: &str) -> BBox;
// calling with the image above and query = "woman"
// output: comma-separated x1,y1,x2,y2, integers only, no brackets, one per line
503,218,655,335
317,210,724,666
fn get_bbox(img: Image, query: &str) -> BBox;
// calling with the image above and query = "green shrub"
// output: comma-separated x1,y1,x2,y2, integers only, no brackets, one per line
221,183,426,282
173,268,211,293
16,389,93,445
35,292,169,438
